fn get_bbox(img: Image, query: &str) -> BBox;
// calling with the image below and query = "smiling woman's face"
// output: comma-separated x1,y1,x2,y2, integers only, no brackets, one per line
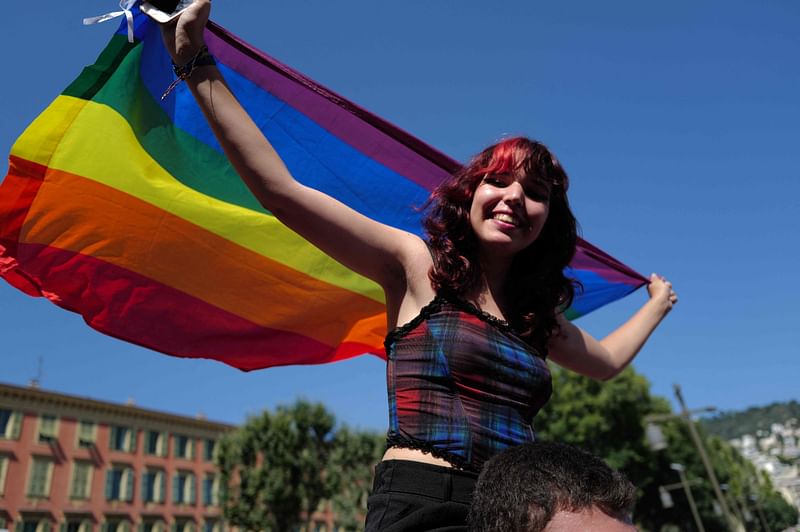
468,173,550,259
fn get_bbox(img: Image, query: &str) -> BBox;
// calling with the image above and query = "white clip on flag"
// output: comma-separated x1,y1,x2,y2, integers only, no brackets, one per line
83,0,138,44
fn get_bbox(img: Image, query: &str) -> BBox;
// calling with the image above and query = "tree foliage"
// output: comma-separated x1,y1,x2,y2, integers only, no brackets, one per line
216,400,383,532
328,428,386,530
535,366,799,531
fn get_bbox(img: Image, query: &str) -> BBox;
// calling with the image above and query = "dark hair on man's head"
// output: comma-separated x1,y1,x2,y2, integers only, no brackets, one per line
468,441,636,532
423,137,578,353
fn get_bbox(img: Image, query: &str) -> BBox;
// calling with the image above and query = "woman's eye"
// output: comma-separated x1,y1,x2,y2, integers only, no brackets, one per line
528,192,550,203
484,176,508,186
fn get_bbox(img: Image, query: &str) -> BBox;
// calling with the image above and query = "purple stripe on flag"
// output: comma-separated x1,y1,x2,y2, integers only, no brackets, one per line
572,237,648,286
206,23,458,192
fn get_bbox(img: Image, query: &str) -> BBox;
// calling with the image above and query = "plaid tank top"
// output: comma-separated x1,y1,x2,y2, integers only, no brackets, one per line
385,294,553,473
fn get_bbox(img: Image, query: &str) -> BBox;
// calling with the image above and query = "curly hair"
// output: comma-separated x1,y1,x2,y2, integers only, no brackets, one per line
422,137,578,352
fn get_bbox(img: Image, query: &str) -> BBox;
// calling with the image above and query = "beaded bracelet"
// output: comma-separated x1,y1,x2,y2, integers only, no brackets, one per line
160,45,217,100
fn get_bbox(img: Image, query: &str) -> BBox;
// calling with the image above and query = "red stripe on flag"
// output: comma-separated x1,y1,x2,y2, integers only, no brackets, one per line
12,241,367,370
0,156,48,295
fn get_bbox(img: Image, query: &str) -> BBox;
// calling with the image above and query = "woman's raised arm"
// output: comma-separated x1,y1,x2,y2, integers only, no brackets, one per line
159,0,421,294
548,274,678,380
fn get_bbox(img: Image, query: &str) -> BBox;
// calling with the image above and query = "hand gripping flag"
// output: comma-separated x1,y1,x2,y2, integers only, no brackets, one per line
0,8,647,370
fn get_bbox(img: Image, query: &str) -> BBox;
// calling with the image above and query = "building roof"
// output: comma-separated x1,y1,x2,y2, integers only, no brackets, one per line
0,382,235,433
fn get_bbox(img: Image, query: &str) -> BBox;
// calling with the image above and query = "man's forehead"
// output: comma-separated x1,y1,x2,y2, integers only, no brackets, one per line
543,506,637,532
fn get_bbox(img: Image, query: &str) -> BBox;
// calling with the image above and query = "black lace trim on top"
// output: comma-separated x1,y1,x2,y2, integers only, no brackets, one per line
384,292,546,359
386,433,475,473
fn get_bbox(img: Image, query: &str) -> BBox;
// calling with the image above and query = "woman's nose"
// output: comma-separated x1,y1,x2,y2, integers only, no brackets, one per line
503,181,525,204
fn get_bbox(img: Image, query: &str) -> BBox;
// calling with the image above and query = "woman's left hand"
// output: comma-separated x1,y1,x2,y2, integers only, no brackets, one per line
648,273,678,315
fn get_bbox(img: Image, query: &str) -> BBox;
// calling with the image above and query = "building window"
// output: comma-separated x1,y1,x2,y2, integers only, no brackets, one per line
202,521,221,532
174,520,196,532
109,426,135,453
0,409,23,440
142,468,166,503
202,474,219,506
105,465,134,502
20,518,53,532
203,439,216,462
37,415,58,444
0,454,9,496
144,431,167,457
172,471,196,505
173,435,194,460
64,518,93,532
77,421,97,448
27,457,54,498
141,520,167,532
70,461,94,499
102,519,131,532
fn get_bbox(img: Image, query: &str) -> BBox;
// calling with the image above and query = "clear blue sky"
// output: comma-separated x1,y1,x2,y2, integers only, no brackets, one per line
1,1,798,430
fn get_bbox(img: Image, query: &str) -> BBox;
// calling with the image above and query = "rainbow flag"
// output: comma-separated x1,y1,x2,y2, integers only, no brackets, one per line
0,8,646,371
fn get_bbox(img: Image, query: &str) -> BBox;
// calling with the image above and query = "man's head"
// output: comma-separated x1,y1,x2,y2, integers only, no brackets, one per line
468,441,637,531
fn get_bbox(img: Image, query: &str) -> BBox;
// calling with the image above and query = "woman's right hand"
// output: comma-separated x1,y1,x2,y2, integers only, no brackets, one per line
159,0,211,65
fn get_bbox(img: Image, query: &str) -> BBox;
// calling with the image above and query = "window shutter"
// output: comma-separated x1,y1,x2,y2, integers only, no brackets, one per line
188,439,194,460
130,429,137,453
105,469,114,500
173,474,181,503
10,411,22,439
110,427,118,450
59,523,66,532
42,521,53,532
188,474,196,505
125,468,135,502
16,521,24,532
44,460,54,495
160,471,166,503
70,462,80,497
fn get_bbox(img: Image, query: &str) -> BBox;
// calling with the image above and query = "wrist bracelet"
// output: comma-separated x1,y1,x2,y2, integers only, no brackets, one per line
161,45,217,101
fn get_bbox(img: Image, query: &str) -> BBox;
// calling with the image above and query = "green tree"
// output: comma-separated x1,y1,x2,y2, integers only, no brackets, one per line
216,400,385,532
759,486,799,530
328,428,385,530
217,400,338,532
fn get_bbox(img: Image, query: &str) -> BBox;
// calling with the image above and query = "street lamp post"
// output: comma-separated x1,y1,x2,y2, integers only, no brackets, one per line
670,463,706,532
672,384,739,531
643,384,740,531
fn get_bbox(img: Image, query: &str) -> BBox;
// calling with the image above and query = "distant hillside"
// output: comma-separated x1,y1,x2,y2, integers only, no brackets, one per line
701,400,800,440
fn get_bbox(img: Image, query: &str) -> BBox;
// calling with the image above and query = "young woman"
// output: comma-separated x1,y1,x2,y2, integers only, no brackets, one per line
160,2,677,529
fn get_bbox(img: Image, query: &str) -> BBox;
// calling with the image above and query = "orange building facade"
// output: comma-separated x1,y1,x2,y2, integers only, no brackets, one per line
0,382,233,532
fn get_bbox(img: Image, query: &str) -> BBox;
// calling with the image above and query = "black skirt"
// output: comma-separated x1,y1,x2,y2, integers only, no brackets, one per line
365,460,478,532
